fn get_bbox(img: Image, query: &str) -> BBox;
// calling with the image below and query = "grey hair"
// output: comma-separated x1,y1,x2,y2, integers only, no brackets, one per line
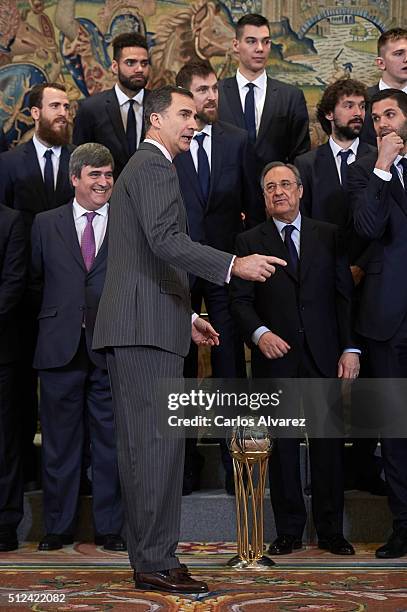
69,143,114,180
260,161,302,190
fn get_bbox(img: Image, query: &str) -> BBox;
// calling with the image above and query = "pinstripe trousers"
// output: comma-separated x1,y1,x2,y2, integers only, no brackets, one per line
107,346,184,572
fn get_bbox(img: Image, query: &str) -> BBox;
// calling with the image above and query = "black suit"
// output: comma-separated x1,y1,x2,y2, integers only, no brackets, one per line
175,120,265,481
0,139,74,486
230,217,354,538
30,203,123,536
218,76,310,176
0,205,26,535
360,84,379,148
73,87,149,179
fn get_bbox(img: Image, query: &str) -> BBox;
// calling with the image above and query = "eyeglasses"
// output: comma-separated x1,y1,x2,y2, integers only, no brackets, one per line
263,180,300,193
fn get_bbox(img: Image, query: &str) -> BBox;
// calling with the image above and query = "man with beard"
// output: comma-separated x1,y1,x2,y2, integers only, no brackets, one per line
73,33,150,179
174,61,265,495
0,82,74,492
348,89,407,558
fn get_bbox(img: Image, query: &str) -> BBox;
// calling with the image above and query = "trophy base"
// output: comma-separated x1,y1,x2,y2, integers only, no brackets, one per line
227,555,275,569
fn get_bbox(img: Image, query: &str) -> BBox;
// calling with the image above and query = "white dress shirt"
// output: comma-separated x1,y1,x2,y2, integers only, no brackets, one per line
115,84,145,149
236,69,267,135
72,198,109,255
379,78,407,94
32,134,61,189
329,136,359,184
190,124,212,171
374,154,407,186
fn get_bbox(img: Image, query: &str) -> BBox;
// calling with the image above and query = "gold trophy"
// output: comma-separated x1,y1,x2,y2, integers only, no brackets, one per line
227,424,274,569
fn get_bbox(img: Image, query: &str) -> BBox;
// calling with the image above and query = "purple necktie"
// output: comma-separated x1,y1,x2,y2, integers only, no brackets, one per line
81,211,97,271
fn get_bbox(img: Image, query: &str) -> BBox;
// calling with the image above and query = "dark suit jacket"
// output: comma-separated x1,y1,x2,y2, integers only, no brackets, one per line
0,140,74,238
349,151,407,341
93,142,233,356
73,87,150,179
295,140,375,266
0,127,8,153
0,205,26,364
360,84,379,147
218,76,310,175
230,216,354,378
174,120,265,251
30,202,108,370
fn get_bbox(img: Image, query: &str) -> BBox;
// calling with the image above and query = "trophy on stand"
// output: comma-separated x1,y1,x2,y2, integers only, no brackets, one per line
227,424,274,569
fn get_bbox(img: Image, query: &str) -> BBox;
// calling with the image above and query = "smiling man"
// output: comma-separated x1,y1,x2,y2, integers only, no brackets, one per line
73,33,151,178
218,13,310,177
93,85,286,593
30,143,125,553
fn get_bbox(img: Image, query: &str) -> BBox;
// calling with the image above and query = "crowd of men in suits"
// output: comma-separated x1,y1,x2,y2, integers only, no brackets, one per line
1,13,407,593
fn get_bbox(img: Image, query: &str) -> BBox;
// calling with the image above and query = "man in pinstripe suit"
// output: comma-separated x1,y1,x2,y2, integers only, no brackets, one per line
93,85,285,593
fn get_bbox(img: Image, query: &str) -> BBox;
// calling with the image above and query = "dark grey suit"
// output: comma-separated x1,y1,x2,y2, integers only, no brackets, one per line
93,142,232,572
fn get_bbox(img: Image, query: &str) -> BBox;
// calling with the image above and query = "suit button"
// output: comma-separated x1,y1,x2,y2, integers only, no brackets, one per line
79,305,85,311
298,328,304,333
300,306,305,311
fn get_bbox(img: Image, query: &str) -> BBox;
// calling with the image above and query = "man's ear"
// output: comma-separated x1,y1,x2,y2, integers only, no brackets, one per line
31,106,40,121
375,56,385,73
149,112,162,128
111,59,118,77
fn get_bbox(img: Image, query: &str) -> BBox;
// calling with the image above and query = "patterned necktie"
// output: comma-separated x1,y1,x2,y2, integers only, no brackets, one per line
244,82,256,144
194,132,210,202
44,149,55,207
338,150,352,189
399,158,407,192
284,225,299,273
126,99,137,155
81,211,97,271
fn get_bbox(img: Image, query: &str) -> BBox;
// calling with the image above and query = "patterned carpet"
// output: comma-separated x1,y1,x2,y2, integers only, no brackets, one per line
1,542,407,610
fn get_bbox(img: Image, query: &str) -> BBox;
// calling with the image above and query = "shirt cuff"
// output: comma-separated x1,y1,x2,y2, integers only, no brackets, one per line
343,348,361,355
191,312,199,324
373,167,392,181
225,256,236,284
252,326,270,345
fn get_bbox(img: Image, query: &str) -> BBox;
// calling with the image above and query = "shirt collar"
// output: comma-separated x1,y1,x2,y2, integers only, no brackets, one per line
193,124,212,139
236,68,267,92
329,135,359,158
273,212,301,235
72,197,109,220
379,78,407,94
143,138,173,162
114,83,145,107
32,134,62,159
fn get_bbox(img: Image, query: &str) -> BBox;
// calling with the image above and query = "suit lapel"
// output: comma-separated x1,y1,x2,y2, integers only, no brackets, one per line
299,217,317,282
209,123,223,206
179,151,205,206
105,88,128,154
55,203,87,271
25,140,48,205
89,225,108,274
390,165,407,216
55,146,70,202
256,78,278,146
260,220,297,283
223,78,246,129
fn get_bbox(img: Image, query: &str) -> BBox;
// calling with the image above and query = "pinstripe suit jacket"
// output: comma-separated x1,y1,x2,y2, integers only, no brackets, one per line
93,142,233,357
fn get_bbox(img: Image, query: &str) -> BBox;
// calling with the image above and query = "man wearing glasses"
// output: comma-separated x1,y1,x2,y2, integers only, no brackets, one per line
230,161,359,556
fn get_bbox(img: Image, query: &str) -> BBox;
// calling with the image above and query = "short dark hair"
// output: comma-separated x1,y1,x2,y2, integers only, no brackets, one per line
235,14,270,39
69,143,114,180
28,83,67,109
378,28,407,56
316,79,368,135
370,88,407,119
260,161,302,190
112,32,148,61
144,85,194,131
175,61,216,90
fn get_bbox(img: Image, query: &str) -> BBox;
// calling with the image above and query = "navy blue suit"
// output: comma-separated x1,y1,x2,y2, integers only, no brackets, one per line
0,206,26,536
349,151,407,530
30,202,123,537
218,76,310,176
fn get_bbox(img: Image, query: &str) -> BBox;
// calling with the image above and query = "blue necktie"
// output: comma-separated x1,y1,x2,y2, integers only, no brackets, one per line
399,158,407,192
195,132,210,202
338,150,352,189
126,99,137,155
244,82,256,144
284,225,299,273
44,149,55,207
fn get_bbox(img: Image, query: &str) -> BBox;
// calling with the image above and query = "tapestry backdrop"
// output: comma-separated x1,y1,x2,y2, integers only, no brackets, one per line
1,0,406,147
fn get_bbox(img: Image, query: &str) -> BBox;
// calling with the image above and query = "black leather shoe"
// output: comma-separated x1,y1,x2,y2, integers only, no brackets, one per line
318,535,355,555
134,566,208,593
0,528,18,552
94,534,127,551
376,529,407,559
268,535,302,555
38,534,74,551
